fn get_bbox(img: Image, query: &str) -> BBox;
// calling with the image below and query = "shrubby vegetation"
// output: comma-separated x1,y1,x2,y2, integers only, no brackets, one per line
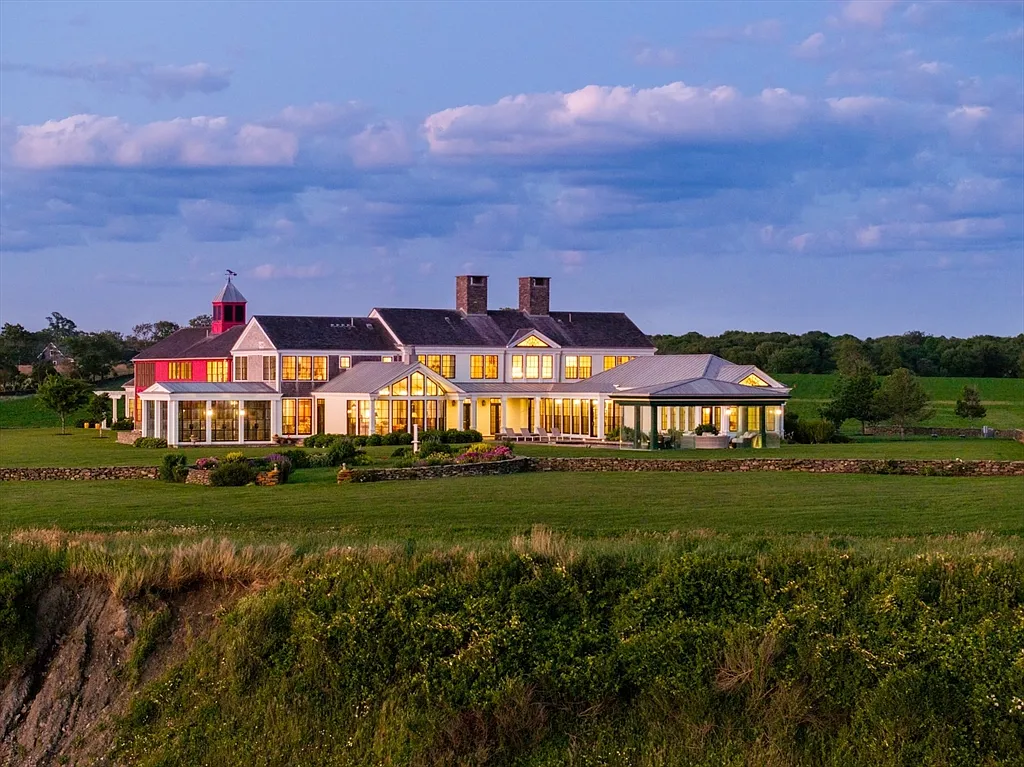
654,329,1024,377
99,541,1024,766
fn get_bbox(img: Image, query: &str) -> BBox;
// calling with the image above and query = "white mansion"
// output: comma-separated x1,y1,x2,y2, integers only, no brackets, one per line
128,275,789,449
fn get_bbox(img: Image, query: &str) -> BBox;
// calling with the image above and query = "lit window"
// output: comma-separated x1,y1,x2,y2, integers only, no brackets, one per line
382,356,394,363
470,355,484,379
441,355,455,378
565,355,578,379
235,357,248,380
511,355,524,379
313,356,328,381
263,356,276,381
379,385,391,395
541,355,553,379
297,399,313,434
282,399,296,435
740,374,769,387
339,356,351,369
603,356,615,371
426,378,442,396
516,335,549,347
619,356,634,366
392,376,408,396
525,355,539,379
168,361,193,380
485,355,498,379
207,361,229,382
411,372,425,396
282,356,297,381
729,408,738,432
298,356,313,380
578,356,592,379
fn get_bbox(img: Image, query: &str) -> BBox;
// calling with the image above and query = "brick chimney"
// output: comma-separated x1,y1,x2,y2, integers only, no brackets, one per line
518,276,550,315
456,275,488,314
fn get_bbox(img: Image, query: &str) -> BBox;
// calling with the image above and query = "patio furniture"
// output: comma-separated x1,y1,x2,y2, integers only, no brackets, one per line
519,428,538,442
535,426,552,443
503,427,521,441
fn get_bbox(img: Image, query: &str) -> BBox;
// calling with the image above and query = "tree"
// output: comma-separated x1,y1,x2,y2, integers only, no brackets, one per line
0,322,42,366
129,320,182,349
835,336,872,376
873,368,932,439
30,360,57,386
954,385,986,421
821,363,879,434
86,392,111,423
36,375,91,434
189,314,212,328
67,331,126,381
45,311,78,341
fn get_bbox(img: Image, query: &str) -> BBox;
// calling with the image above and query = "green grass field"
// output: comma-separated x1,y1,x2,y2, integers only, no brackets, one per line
779,373,1024,429
1,428,1021,468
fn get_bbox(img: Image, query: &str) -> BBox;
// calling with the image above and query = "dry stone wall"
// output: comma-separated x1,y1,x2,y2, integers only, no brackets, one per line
863,425,1024,443
528,457,1024,476
115,431,142,445
340,457,532,483
0,467,159,481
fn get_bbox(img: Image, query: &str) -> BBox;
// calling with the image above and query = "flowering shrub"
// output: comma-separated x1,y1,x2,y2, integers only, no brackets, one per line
455,444,514,464
262,454,293,482
224,451,247,462
194,457,219,470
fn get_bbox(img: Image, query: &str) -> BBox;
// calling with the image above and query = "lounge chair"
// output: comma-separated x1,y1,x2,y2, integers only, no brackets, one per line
550,426,562,442
535,426,551,443
519,427,537,442
503,427,520,441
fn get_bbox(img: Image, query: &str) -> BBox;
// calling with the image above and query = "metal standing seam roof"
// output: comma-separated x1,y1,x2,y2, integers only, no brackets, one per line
564,355,787,393
147,382,278,394
618,378,790,398
213,280,247,303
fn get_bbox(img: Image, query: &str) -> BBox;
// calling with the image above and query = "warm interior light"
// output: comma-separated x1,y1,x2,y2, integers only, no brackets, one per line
239,409,246,416
206,409,213,416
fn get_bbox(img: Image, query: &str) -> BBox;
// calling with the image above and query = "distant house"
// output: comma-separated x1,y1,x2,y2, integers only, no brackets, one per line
38,343,74,365
134,275,789,448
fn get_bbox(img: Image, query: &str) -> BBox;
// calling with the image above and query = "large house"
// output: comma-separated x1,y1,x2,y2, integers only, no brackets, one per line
133,275,789,448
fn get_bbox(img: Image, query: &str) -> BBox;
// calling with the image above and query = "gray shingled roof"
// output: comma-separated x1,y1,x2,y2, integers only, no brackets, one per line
374,308,654,349
254,316,398,351
313,362,456,395
148,382,277,394
213,279,247,303
133,325,244,361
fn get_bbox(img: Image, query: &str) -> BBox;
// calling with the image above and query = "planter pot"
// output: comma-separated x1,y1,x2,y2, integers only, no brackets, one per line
694,435,732,450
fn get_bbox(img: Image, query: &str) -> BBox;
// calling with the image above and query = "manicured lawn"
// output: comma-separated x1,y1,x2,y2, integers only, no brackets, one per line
778,373,1024,430
0,395,94,429
1,428,1021,468
2,472,1021,541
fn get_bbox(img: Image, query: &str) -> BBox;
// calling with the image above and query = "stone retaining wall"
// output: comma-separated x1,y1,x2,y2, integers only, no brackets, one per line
0,466,159,481
864,425,1024,443
340,457,532,483
185,468,212,485
528,457,1024,476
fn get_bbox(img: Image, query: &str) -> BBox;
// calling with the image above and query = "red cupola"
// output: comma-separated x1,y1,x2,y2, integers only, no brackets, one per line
211,271,247,335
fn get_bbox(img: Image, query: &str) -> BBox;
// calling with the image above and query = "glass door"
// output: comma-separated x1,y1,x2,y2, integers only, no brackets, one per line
489,401,501,437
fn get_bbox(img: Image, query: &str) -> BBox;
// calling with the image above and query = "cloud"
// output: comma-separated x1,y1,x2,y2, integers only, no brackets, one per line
840,0,899,28
423,82,812,158
9,114,299,168
349,121,415,168
985,25,1024,44
631,43,681,68
699,19,784,43
0,59,231,100
250,263,329,280
793,32,827,59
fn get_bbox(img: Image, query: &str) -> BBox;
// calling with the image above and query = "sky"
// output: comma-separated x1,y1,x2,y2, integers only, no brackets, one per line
1,0,1022,339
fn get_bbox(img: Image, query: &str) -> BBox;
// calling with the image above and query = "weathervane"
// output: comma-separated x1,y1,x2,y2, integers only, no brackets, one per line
226,269,237,281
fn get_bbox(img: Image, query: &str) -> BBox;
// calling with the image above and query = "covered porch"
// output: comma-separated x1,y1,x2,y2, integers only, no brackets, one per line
611,398,787,449
139,382,280,446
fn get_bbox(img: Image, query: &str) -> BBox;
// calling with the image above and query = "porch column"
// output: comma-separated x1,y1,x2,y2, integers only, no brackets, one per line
501,396,508,435
758,405,767,449
369,397,376,435
649,404,658,451
532,397,541,434
596,398,605,440
238,401,246,443
469,397,478,430
778,404,785,436
633,405,641,448
140,401,149,437
271,400,281,437
738,405,748,435
168,402,179,446
205,400,213,443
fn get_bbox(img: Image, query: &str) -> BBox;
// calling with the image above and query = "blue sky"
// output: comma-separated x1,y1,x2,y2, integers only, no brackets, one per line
1,0,1021,337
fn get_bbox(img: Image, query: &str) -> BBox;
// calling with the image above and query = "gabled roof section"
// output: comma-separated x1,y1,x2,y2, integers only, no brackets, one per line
314,362,462,395
133,325,244,361
252,316,398,352
507,328,559,348
372,307,654,349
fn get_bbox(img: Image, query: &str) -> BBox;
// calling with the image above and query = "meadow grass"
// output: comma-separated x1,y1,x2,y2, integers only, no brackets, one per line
1,427,1021,468
779,373,1024,429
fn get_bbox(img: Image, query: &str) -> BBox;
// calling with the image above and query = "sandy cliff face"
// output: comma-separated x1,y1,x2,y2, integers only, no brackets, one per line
0,581,238,767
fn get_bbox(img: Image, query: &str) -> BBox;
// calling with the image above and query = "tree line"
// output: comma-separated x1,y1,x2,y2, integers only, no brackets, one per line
653,330,1024,378
0,312,211,389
